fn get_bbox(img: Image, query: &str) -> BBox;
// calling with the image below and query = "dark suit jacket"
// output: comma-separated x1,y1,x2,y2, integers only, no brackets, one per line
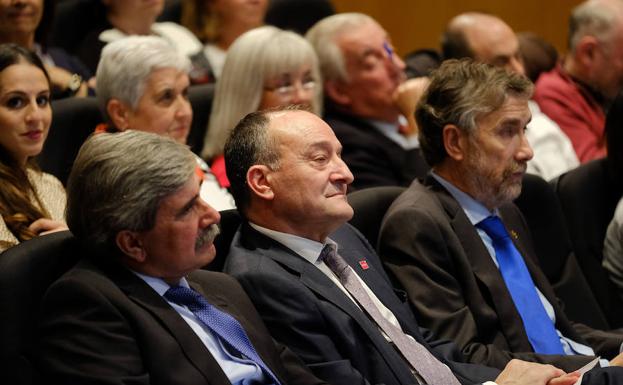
378,176,623,372
36,255,325,385
225,222,501,385
324,109,429,190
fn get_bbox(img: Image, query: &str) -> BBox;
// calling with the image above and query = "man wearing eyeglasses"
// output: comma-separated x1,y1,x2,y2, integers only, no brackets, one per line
306,13,429,190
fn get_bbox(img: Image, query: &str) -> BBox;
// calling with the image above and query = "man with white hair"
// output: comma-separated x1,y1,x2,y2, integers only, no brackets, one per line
96,35,235,210
306,13,429,190
535,0,623,162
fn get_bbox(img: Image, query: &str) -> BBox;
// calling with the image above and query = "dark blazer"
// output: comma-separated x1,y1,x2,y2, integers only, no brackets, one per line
225,222,501,385
378,176,623,372
324,109,429,190
36,255,325,385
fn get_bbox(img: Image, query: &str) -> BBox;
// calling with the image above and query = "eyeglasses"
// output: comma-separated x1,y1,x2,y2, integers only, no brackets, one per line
264,79,316,99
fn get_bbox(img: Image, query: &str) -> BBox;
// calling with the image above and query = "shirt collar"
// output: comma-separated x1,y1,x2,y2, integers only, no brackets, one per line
249,222,337,264
131,270,191,296
430,170,497,225
366,115,420,150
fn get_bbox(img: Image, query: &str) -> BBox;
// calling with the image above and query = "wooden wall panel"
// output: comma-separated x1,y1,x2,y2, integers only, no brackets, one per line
331,0,583,57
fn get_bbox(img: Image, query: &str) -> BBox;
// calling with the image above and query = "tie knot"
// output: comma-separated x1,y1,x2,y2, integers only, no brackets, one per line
164,285,203,308
476,216,510,241
320,243,349,277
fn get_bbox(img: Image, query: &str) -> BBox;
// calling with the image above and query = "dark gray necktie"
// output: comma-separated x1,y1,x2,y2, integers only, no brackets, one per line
320,244,461,385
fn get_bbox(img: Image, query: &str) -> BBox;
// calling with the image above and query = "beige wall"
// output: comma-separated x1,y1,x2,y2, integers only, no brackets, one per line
331,0,583,57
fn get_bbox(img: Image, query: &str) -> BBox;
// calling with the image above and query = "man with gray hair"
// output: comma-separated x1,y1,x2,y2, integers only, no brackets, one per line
35,130,327,385
379,59,623,375
534,0,623,162
96,35,235,210
306,13,429,190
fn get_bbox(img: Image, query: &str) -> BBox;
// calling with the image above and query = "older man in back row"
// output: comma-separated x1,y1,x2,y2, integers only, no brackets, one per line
306,13,430,190
221,105,623,385
379,59,623,375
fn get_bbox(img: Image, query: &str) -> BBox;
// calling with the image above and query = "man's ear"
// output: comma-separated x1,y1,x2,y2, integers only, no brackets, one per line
106,99,132,131
574,35,600,69
324,80,352,107
246,165,275,201
115,230,147,263
442,124,468,161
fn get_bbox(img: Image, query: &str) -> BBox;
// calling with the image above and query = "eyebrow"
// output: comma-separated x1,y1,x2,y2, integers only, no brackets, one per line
175,194,199,218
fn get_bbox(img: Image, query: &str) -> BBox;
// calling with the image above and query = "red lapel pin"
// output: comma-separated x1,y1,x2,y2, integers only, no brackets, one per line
359,260,369,270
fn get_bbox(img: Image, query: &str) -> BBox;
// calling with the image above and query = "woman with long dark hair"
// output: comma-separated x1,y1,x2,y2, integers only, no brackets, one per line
0,43,66,252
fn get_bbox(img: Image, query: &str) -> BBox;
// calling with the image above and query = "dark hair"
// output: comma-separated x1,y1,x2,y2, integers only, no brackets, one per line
417,59,533,166
0,43,52,243
224,110,280,214
34,0,56,50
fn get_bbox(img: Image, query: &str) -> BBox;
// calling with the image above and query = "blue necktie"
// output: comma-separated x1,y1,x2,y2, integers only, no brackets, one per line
477,216,565,355
165,285,281,385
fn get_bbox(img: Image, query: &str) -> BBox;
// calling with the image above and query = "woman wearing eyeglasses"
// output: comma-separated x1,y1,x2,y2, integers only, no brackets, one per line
201,26,322,188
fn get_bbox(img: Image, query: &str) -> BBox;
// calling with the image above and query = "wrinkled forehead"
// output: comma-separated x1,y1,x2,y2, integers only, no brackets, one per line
336,21,389,58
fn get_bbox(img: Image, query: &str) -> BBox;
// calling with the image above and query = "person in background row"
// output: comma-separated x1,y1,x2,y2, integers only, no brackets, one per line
0,44,66,252
534,0,623,162
74,0,203,76
95,35,235,211
0,0,91,98
201,25,322,189
306,13,430,190
181,0,268,83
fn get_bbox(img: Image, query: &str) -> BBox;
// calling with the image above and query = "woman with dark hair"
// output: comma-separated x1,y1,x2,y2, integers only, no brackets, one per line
0,43,67,252
0,0,91,98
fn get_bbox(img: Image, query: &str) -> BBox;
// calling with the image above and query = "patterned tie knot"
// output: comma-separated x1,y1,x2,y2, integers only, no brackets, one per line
476,216,510,241
165,285,204,310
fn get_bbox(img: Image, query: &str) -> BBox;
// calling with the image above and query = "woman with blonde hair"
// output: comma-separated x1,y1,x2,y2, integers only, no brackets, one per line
202,26,322,187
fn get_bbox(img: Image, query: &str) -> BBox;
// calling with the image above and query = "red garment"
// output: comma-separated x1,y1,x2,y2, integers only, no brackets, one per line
211,154,230,188
534,65,607,163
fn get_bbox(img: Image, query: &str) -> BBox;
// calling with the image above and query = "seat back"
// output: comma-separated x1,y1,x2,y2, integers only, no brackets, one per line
0,231,80,385
206,209,242,272
348,186,406,247
39,97,103,185
552,158,623,328
187,83,215,156
515,174,609,329
265,0,335,34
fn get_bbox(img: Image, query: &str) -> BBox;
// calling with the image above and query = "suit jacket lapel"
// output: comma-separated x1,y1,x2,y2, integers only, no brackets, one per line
425,177,535,351
240,223,415,381
103,260,232,385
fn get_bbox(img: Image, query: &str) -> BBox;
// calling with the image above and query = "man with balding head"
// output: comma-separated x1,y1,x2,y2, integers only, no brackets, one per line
306,13,429,190
442,12,579,180
534,0,623,162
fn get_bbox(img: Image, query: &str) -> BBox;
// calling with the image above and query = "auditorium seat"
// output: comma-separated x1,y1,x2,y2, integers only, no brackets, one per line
515,173,609,329
207,209,242,272
40,96,103,185
0,231,80,385
187,83,215,156
348,186,406,248
552,158,623,328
